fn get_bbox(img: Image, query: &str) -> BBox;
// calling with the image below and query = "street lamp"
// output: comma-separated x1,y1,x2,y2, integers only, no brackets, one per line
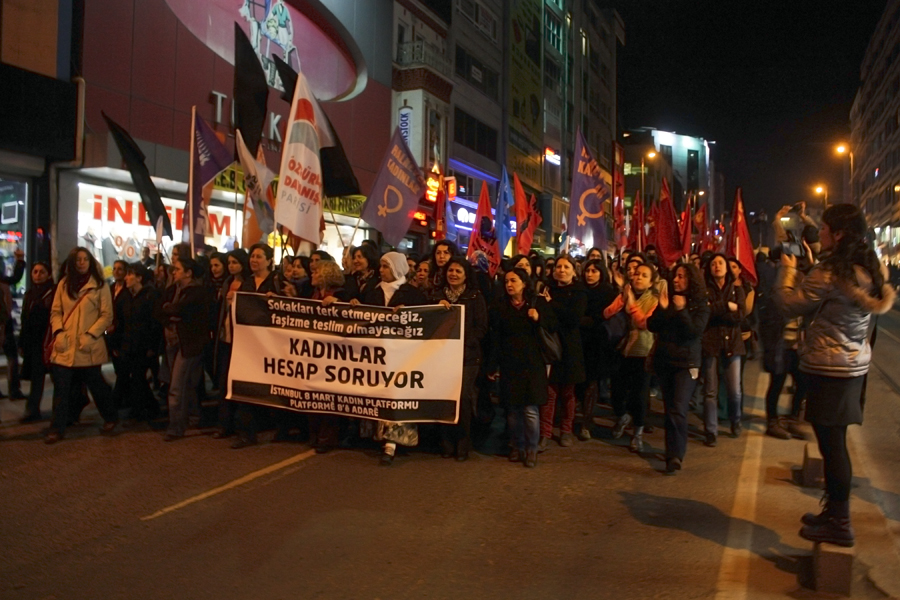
835,143,855,206
641,150,657,209
814,184,828,210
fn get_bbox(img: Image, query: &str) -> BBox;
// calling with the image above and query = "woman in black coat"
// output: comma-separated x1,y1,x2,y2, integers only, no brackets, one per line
343,244,381,302
430,257,488,461
488,267,556,468
576,258,618,440
539,255,587,450
116,263,159,422
648,263,710,474
19,261,55,422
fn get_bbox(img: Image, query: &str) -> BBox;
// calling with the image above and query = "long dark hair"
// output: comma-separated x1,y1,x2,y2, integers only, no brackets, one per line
821,204,885,296
673,263,707,305
225,249,250,279
63,247,105,299
703,252,734,289
582,258,610,287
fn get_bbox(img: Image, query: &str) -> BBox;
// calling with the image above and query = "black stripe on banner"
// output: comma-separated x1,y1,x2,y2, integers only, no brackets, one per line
229,380,459,424
234,293,461,341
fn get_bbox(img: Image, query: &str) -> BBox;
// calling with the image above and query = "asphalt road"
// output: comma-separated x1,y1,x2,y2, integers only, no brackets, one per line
1,341,899,599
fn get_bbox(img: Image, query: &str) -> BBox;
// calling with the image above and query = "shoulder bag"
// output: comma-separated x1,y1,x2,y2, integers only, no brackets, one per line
42,289,89,366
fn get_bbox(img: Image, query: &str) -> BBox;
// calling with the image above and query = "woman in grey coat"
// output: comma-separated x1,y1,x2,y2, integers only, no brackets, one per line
776,204,894,547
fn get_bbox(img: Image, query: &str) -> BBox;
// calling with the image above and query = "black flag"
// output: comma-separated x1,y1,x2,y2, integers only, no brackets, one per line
101,112,173,238
272,55,360,197
233,22,269,156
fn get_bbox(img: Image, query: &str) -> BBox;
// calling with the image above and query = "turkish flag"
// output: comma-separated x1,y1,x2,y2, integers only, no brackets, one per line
726,187,758,286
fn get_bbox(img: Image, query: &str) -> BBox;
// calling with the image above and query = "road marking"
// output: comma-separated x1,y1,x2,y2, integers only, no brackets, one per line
878,325,900,345
714,370,768,600
140,449,317,521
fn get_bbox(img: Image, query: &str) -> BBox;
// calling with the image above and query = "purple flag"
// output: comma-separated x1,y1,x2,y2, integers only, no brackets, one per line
360,128,425,247
186,111,233,251
567,128,611,250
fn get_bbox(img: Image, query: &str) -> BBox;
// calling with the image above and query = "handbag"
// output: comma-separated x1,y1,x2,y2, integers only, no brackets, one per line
42,288,88,366
530,298,563,364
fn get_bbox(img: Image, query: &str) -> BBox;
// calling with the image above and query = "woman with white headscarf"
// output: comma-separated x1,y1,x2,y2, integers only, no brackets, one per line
351,251,427,464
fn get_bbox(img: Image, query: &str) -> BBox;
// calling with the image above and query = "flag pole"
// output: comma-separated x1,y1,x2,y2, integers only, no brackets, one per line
326,197,346,249
188,105,197,258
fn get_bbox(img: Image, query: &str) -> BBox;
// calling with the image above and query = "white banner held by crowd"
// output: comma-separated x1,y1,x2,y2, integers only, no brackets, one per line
227,293,464,423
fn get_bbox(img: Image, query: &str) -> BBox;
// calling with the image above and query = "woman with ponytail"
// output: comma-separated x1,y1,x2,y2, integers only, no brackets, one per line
776,203,895,547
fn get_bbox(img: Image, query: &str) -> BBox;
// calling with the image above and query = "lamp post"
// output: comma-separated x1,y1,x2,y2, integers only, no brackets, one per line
836,144,854,206
815,184,828,211
641,150,656,210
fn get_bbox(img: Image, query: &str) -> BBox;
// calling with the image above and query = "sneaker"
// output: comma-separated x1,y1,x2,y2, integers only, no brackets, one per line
665,457,682,475
765,419,791,440
612,414,632,439
559,432,575,447
731,421,742,439
704,432,717,447
524,451,537,468
629,433,644,453
537,437,551,453
576,426,592,441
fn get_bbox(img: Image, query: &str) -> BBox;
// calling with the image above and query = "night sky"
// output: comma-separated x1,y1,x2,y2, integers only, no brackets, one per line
613,0,887,219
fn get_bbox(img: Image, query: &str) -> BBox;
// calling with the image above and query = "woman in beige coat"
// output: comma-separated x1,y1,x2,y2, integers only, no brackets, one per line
45,248,118,443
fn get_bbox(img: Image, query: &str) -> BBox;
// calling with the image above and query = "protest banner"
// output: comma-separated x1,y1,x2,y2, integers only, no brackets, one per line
227,293,464,423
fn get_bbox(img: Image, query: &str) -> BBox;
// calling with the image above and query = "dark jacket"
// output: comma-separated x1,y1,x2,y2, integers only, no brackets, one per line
648,298,711,369
157,282,212,358
363,282,427,308
488,295,557,407
702,280,746,358
20,281,55,377
118,286,155,357
580,281,618,380
241,271,283,295
546,279,587,385
430,286,488,365
344,271,380,302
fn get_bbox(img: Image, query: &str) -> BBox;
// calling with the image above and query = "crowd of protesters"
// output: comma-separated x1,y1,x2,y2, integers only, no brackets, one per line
2,201,891,547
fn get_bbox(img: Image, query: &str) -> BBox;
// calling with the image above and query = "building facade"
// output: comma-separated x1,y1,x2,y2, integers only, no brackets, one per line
851,0,900,258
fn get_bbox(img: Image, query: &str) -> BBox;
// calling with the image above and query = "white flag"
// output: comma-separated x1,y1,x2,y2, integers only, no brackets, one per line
236,129,276,238
275,70,323,244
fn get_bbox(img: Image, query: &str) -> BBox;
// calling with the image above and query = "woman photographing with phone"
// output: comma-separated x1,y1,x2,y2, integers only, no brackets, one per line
776,204,894,547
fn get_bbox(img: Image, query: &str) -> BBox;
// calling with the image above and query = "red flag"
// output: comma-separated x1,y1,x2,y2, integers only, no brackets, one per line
646,202,660,249
467,181,502,276
657,178,683,266
628,194,644,251
433,162,446,241
512,173,528,250
518,193,542,252
694,203,709,251
726,187,758,286
680,194,693,257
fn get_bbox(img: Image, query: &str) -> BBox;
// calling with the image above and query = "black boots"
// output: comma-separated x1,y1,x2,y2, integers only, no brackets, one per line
799,499,855,547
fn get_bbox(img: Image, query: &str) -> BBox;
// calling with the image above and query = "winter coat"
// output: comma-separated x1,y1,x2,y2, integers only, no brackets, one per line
430,286,488,366
117,286,155,357
363,283,427,308
49,277,113,367
701,280,746,358
344,271,380,302
647,297,711,370
157,282,212,359
241,271,283,295
488,295,557,407
20,281,55,377
775,262,895,378
546,279,587,385
580,282,618,380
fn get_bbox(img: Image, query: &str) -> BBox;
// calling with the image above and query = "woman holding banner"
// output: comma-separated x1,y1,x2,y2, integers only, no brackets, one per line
307,261,349,453
356,252,427,465
430,257,488,461
344,245,381,302
488,267,556,468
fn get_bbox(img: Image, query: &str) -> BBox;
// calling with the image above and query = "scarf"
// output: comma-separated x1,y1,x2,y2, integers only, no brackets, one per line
622,287,658,357
377,252,408,306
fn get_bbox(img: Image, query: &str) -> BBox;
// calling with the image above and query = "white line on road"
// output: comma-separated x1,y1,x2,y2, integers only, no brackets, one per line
140,449,318,521
878,325,900,345
714,370,768,600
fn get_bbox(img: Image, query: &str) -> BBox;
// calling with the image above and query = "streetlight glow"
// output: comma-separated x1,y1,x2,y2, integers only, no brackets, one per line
647,151,657,159
836,144,847,155
815,186,824,194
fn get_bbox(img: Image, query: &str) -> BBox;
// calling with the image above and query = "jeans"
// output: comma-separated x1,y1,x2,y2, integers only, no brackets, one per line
508,405,540,452
50,365,117,436
657,364,698,461
703,353,741,436
166,349,203,437
612,356,650,428
24,357,47,419
764,349,807,420
119,354,158,421
540,383,577,437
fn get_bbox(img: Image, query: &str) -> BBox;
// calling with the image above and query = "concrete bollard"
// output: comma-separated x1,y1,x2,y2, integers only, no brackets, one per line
812,542,854,596
801,442,824,488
